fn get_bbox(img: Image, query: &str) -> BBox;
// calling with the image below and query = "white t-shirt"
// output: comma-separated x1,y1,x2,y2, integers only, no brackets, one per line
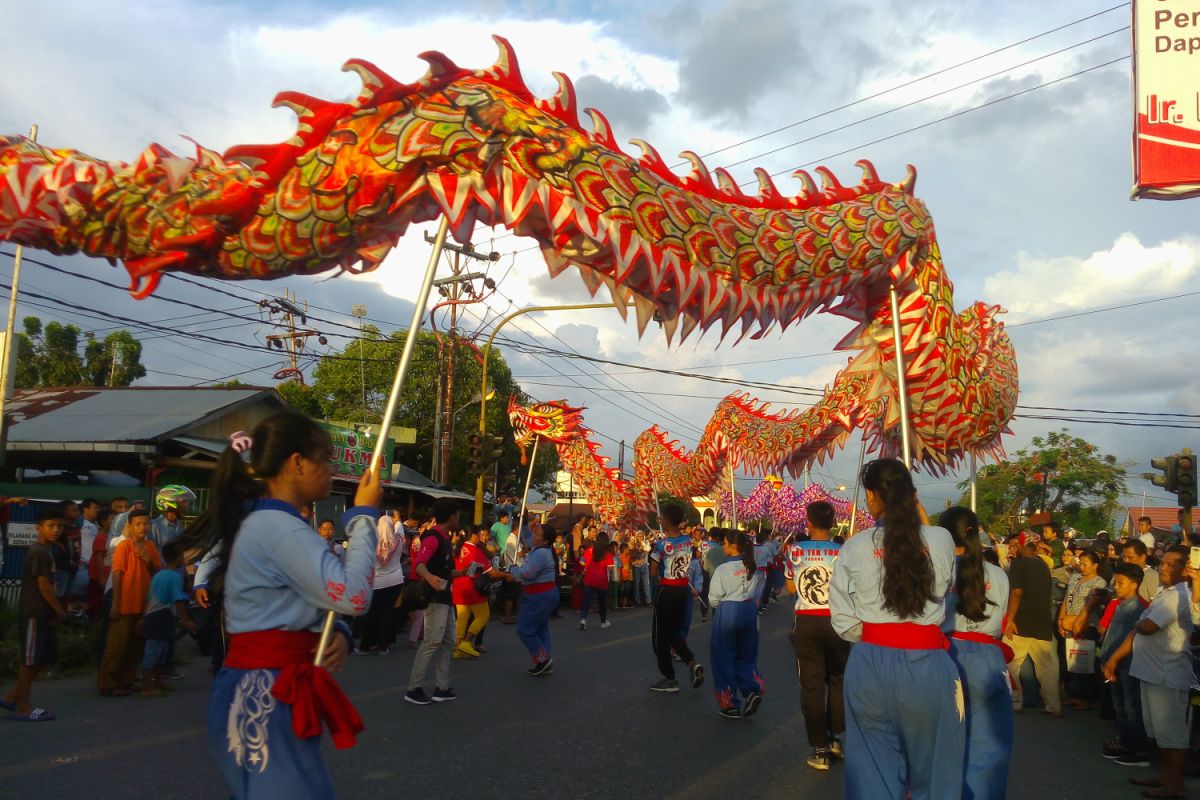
373,535,406,589
709,559,765,606
79,518,99,563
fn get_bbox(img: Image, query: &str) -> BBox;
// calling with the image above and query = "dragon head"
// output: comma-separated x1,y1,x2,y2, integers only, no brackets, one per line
507,395,585,463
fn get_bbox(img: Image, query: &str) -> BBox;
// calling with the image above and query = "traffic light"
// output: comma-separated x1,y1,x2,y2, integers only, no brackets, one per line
488,435,505,466
1177,453,1197,509
1150,455,1178,492
467,433,484,475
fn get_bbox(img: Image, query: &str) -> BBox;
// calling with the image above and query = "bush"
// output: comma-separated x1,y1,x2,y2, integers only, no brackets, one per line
0,605,101,681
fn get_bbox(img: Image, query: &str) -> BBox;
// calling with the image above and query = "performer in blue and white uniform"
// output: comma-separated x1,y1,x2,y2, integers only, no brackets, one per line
649,505,704,692
708,530,765,718
830,458,964,800
786,500,851,771
752,531,775,610
166,413,380,800
509,524,560,676
939,506,1012,800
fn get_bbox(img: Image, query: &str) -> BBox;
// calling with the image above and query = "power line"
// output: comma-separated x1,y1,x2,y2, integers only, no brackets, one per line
767,55,1128,181
468,3,1129,244
485,287,706,437
689,3,1129,165
723,26,1127,171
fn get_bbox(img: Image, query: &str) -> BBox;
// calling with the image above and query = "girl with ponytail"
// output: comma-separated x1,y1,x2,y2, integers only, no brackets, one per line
706,530,765,719
828,458,962,799
939,506,1012,800
167,412,382,800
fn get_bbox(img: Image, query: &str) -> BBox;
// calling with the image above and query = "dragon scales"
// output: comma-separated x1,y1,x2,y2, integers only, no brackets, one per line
0,36,1017,522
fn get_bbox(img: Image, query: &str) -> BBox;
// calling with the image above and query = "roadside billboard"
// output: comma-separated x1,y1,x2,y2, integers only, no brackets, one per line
1133,1,1200,199
320,422,394,479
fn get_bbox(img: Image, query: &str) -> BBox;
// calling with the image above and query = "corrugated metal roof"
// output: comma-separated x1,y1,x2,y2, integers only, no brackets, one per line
7,388,271,444
1123,505,1195,534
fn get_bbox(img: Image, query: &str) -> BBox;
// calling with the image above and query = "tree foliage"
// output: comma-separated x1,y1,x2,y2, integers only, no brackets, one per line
309,327,559,494
15,315,146,388
958,430,1128,537
651,491,701,527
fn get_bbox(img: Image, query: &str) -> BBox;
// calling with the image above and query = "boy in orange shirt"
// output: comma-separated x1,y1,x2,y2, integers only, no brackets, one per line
98,509,160,696
619,544,633,609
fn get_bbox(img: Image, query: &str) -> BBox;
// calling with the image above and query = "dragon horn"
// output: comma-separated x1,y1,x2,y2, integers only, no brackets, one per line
855,159,881,185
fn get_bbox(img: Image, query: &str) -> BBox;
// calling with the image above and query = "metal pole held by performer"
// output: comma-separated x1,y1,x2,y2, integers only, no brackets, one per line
314,216,449,664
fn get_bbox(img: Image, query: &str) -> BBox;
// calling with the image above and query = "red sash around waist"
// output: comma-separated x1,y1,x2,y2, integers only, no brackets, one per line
950,630,1016,663
795,608,832,617
225,629,363,750
524,581,556,595
861,622,948,650
659,578,689,587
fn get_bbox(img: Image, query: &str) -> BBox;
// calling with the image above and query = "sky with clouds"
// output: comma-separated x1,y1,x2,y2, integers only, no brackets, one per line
1,0,1195,519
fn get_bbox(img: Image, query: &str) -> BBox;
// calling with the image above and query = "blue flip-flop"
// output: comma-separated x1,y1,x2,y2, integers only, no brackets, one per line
0,699,15,711
10,707,55,721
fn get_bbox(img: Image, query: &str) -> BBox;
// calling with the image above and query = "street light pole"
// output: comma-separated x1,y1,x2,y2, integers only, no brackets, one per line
473,301,632,524
0,124,37,456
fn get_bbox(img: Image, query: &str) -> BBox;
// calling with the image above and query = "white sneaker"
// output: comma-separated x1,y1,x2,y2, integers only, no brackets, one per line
579,619,586,631
600,621,611,629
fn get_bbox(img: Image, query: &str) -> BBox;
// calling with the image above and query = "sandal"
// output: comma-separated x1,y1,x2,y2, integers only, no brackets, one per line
0,699,14,711
99,688,133,697
10,707,55,721
1130,778,1166,788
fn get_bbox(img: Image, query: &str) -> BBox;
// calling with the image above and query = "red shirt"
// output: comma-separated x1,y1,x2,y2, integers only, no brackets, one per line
580,547,614,589
452,541,491,605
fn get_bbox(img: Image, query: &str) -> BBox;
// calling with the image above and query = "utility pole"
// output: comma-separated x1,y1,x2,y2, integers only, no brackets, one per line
425,232,498,486
108,342,125,387
263,289,323,383
351,305,368,418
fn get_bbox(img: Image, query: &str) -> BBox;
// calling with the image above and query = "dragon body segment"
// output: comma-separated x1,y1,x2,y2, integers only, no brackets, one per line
0,36,1018,491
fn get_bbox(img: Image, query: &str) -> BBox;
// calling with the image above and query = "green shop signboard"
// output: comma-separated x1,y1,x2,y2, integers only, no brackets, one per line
321,422,394,478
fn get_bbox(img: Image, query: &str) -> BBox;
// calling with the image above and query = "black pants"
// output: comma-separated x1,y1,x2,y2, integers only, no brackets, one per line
652,584,694,680
581,584,608,623
359,583,403,650
789,614,850,748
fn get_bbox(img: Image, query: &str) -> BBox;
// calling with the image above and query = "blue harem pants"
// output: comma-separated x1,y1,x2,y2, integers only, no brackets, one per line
709,599,762,710
948,637,1013,800
208,667,334,800
843,642,965,800
517,588,558,663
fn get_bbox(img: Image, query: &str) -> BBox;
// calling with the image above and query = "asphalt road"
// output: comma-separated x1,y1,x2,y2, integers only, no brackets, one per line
0,601,1187,800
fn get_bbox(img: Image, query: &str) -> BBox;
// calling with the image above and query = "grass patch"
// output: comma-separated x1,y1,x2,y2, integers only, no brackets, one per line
0,604,102,682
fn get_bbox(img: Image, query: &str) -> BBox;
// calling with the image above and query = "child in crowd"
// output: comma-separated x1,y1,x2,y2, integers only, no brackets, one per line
2,509,68,720
1098,562,1150,765
138,549,196,697
317,518,345,558
98,508,160,696
619,544,633,608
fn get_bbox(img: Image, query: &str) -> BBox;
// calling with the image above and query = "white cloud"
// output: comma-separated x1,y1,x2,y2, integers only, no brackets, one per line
984,233,1200,319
